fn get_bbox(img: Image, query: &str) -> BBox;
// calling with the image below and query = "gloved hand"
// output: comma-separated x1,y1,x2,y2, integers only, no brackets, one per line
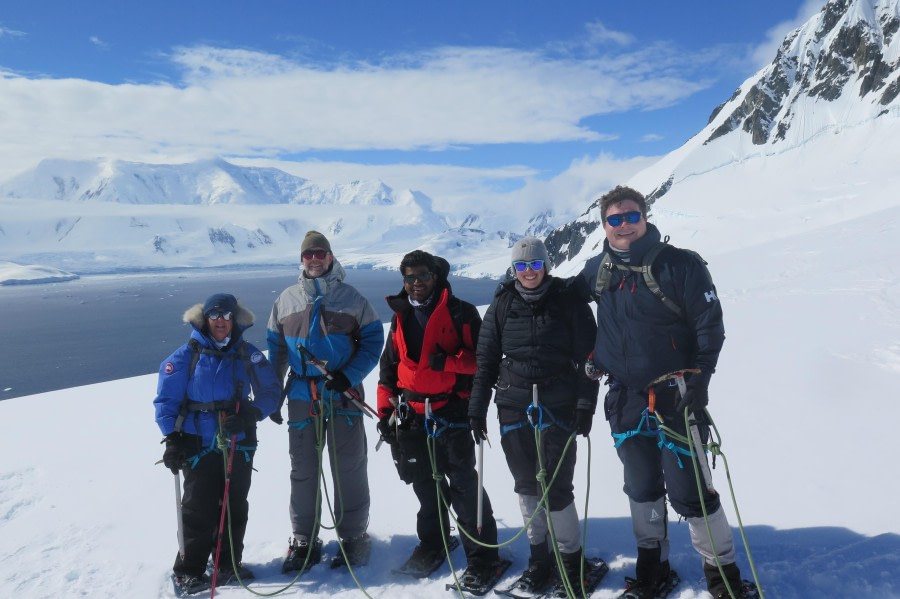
584,359,604,381
428,347,447,371
376,412,396,446
325,371,352,393
223,405,261,436
574,409,594,437
469,417,488,444
676,372,711,416
269,409,284,425
162,432,187,474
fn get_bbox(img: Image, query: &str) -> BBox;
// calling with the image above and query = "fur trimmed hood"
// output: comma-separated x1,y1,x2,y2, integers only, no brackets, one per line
182,299,255,332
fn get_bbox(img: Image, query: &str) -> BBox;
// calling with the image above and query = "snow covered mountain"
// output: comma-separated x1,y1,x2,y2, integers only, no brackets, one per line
549,0,900,274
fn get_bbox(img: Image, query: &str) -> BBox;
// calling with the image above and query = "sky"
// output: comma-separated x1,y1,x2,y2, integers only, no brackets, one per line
0,0,826,202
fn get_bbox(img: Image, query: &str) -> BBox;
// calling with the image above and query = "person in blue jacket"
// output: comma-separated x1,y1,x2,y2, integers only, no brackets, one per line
267,231,384,572
154,292,280,595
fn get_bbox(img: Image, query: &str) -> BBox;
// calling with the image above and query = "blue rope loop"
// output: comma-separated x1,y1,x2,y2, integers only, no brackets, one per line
611,407,706,469
526,403,543,429
425,413,468,438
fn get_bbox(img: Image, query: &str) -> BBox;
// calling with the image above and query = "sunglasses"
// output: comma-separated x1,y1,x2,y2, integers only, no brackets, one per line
402,271,435,285
301,249,329,260
206,310,232,321
605,211,642,227
512,259,544,272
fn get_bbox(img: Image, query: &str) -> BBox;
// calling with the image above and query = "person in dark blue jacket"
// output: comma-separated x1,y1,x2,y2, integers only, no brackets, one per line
154,292,280,594
574,186,750,599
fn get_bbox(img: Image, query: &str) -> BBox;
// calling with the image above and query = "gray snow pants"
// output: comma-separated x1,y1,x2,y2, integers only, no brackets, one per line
287,399,370,541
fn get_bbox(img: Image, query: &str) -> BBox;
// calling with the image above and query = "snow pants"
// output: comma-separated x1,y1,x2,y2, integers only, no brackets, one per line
390,406,499,566
498,404,582,553
287,398,370,541
605,382,736,565
173,437,254,577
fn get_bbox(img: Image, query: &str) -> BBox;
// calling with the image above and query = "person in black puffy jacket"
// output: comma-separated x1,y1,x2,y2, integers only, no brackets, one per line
573,185,750,599
469,237,599,593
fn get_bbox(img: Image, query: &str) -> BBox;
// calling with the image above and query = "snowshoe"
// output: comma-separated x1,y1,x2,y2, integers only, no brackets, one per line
172,573,210,597
495,559,556,598
619,569,680,598
216,563,255,586
393,536,460,578
713,580,759,599
331,532,372,569
282,536,323,574
547,556,609,599
444,558,512,596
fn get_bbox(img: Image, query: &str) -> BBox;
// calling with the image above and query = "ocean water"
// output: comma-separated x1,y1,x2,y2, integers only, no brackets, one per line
0,267,501,400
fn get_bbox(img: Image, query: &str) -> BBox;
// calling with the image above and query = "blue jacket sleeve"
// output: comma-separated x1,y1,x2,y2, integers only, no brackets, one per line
244,343,282,419
341,317,385,387
153,344,192,436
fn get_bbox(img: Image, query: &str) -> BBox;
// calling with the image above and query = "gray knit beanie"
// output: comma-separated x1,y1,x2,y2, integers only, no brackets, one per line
301,230,332,254
510,236,550,269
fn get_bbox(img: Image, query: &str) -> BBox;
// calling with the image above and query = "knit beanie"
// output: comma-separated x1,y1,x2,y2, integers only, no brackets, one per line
301,230,332,253
510,236,550,270
202,293,238,315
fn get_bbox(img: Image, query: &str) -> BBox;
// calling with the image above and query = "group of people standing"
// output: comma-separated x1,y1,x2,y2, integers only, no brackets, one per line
154,185,754,599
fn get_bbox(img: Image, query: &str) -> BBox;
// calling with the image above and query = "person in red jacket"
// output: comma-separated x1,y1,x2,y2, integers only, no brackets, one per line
377,250,500,586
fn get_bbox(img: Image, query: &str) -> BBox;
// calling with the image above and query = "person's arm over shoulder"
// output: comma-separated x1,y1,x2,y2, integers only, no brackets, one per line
441,300,482,375
469,290,504,419
244,342,281,419
377,316,401,413
266,298,290,382
153,344,193,436
566,254,602,303
341,294,385,387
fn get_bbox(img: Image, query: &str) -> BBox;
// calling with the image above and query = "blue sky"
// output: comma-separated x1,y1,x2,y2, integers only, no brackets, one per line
0,0,825,203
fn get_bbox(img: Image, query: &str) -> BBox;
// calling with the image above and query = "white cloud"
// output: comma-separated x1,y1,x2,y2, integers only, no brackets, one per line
584,21,634,47
89,35,109,49
0,25,26,38
0,41,716,180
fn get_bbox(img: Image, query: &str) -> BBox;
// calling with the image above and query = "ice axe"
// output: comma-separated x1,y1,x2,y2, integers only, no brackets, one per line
650,369,716,495
297,345,377,418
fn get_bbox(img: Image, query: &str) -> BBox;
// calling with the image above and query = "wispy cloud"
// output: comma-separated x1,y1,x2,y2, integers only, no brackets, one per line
0,25,26,39
89,36,109,50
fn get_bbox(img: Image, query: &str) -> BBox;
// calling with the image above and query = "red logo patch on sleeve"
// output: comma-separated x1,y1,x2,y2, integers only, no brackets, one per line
164,362,175,375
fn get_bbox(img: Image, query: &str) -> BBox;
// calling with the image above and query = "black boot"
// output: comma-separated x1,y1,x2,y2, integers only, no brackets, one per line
704,561,752,598
513,543,554,593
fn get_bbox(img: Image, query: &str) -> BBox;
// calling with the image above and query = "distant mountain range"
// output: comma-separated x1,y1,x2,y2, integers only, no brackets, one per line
2,0,898,279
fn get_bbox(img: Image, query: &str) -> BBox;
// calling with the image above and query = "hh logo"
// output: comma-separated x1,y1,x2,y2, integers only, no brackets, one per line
704,290,718,303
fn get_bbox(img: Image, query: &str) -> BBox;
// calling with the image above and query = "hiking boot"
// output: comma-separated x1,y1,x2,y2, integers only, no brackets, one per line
397,542,446,577
217,563,255,584
513,557,554,594
174,573,210,596
282,536,323,573
331,532,372,568
460,560,496,588
704,561,757,598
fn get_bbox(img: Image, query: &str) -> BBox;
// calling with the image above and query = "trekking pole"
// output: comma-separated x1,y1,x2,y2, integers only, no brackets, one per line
210,408,240,599
476,435,484,535
674,373,716,495
174,471,185,561
297,345,377,418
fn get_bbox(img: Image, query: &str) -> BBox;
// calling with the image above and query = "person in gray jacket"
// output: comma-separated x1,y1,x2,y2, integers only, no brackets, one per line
267,231,384,572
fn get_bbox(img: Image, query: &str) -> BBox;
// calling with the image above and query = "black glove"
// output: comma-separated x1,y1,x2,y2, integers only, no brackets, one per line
269,410,284,425
223,405,261,436
676,372,711,416
376,413,396,446
469,417,488,444
162,432,187,474
428,348,447,372
574,409,593,437
324,371,352,393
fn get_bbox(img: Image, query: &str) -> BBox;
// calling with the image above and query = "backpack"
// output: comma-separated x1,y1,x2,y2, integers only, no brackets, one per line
591,238,710,318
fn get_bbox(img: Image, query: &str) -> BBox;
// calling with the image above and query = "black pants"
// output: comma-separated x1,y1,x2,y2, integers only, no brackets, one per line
173,443,254,577
498,404,577,511
391,414,498,565
605,383,720,518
